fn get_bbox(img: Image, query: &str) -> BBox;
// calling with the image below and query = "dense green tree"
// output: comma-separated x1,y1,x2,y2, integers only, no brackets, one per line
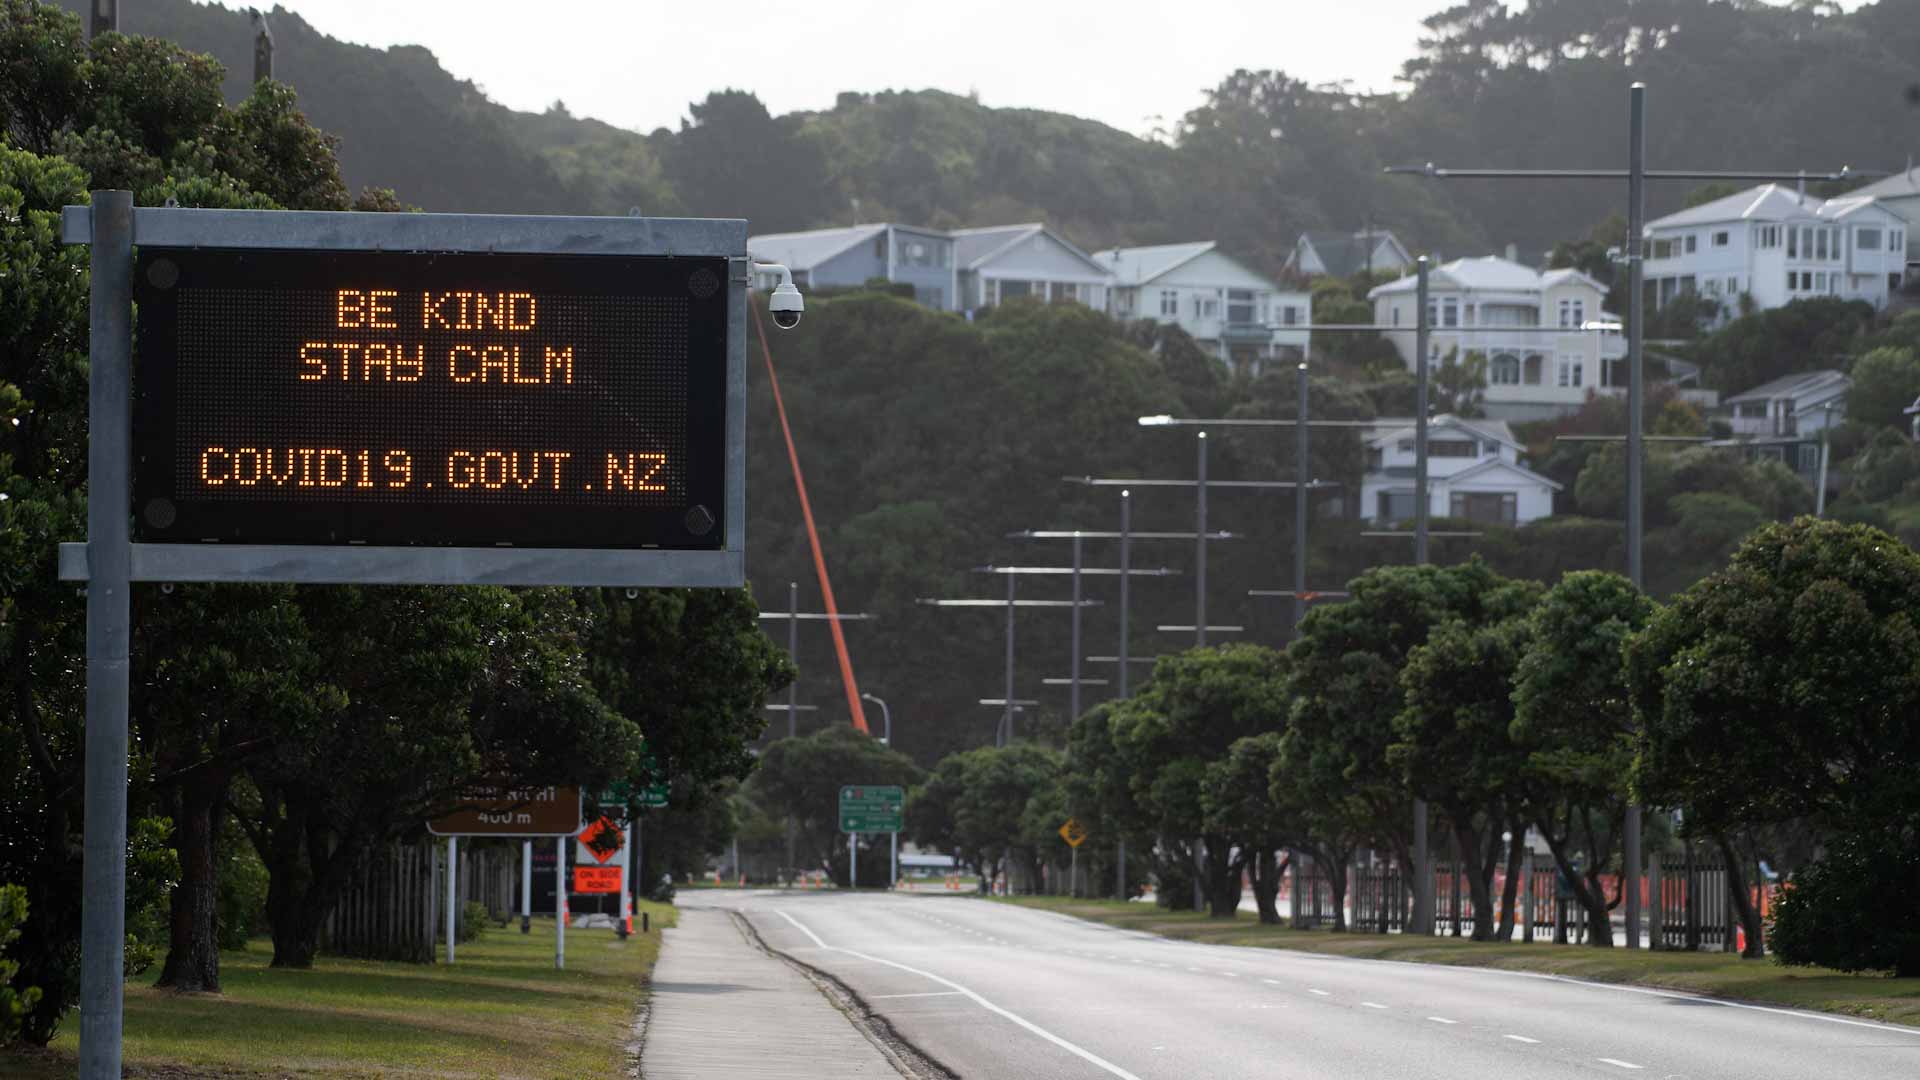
1626,518,1920,967
666,90,834,233
1201,733,1295,923
1112,644,1290,917
1846,346,1920,431
1393,585,1541,941
1682,297,1873,394
1513,571,1656,947
747,726,920,886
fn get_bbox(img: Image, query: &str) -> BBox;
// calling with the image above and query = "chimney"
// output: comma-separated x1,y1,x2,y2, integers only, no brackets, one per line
1504,242,1518,263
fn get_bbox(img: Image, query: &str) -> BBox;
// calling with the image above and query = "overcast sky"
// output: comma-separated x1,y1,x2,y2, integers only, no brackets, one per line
260,0,1456,137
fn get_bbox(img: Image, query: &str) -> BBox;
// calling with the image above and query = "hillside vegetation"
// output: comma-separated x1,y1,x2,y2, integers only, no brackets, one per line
64,0,1920,271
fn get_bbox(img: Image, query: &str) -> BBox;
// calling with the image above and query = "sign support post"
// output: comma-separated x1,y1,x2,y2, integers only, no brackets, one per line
621,818,635,935
521,839,532,933
849,833,857,891
891,831,898,890
555,836,566,969
79,189,134,1080
445,836,458,963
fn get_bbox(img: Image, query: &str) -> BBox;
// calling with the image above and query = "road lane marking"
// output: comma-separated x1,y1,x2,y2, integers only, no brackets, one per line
775,910,1145,1080
871,991,965,1000
1503,1035,1540,1044
1219,972,1240,978
1307,989,1330,996
1261,979,1282,985
1361,1002,1386,1009
1597,1059,1643,1070
1427,1016,1458,1025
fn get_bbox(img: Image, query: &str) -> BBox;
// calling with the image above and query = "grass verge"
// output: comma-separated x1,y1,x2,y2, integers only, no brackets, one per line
2,901,676,1079
995,896,1920,1028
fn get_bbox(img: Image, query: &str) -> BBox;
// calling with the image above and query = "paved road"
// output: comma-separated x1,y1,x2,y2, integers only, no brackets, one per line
698,889,1920,1080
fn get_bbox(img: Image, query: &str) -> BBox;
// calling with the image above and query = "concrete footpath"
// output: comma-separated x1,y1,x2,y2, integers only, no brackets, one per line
639,905,901,1079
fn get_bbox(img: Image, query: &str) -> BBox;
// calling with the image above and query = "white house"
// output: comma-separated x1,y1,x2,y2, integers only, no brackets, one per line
1367,255,1626,421
748,223,959,310
1283,229,1415,278
1708,369,1849,485
1094,241,1310,375
951,224,1112,314
1359,415,1560,527
1642,184,1909,320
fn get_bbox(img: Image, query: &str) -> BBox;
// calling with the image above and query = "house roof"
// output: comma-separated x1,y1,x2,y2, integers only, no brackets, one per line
1291,229,1407,277
1092,241,1216,285
1723,369,1849,406
1368,255,1574,298
1844,166,1920,201
1645,183,1909,232
1365,414,1521,451
950,223,1110,276
1442,456,1565,492
746,224,888,271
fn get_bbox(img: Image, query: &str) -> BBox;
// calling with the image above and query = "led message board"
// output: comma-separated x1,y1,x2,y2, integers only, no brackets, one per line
132,249,729,549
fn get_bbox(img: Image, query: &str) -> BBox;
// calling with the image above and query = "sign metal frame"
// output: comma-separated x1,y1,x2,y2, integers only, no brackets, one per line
57,204,749,589
838,784,905,834
426,785,585,838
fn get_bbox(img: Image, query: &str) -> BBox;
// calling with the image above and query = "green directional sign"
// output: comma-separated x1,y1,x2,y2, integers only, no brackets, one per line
839,785,904,833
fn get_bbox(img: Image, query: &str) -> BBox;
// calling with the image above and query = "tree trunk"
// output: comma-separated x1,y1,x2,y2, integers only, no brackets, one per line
1715,834,1765,959
1250,849,1288,925
1452,819,1497,941
1328,856,1350,932
1536,813,1615,947
1202,834,1242,917
156,773,229,991
1495,824,1525,943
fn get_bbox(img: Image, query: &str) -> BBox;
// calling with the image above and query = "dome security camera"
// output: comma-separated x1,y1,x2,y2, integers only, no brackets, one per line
754,262,804,330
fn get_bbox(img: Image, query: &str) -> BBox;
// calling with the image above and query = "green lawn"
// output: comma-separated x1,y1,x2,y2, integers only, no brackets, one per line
5,903,676,1079
996,896,1920,1028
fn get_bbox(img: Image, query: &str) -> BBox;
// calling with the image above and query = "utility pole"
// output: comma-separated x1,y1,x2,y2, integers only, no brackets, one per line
89,0,117,39
755,589,871,880
251,9,274,82
916,592,1098,748
1412,256,1432,936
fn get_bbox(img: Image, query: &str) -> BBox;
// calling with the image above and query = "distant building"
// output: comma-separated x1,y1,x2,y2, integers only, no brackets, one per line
1094,241,1310,375
1359,415,1560,527
1836,166,1920,286
951,223,1112,314
1709,369,1850,484
1367,255,1626,421
747,224,957,310
1641,184,1910,321
1284,229,1415,279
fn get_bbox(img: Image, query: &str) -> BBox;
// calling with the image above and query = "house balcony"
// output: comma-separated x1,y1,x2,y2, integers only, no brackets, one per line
1222,321,1293,345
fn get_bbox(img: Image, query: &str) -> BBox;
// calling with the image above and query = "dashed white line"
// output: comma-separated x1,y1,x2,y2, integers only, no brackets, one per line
1597,1059,1643,1070
1261,979,1283,986
1427,1016,1459,1025
871,990,965,1000
1219,972,1240,978
1307,989,1331,996
1503,1035,1540,1044
1360,1002,1387,1009
775,910,1144,1080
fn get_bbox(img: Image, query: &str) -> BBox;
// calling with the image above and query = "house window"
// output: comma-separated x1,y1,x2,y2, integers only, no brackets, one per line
1894,231,1906,251
1391,307,1400,326
1227,289,1256,324
1712,231,1730,247
1377,491,1417,524
1814,272,1826,292
1735,402,1768,418
1450,492,1518,526
1398,440,1414,452
1197,296,1219,318
1685,234,1698,254
1787,228,1799,258
1430,439,1476,457
1558,299,1573,328
1816,229,1829,260
1798,444,1821,472
1442,298,1459,327
1858,228,1883,251
1727,276,1739,294
1557,357,1584,388
1282,305,1300,326
1703,278,1720,297
1160,290,1179,317
1523,355,1543,385
874,236,886,258
1114,290,1134,316
1651,238,1674,259
1053,282,1079,305
1490,354,1521,385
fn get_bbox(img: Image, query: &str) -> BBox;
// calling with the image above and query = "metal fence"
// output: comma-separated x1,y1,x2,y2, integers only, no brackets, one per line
320,838,519,963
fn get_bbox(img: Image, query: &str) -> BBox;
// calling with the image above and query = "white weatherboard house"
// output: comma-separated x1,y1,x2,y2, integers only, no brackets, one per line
1360,415,1559,527
1709,369,1850,483
1368,256,1626,421
952,223,1112,314
747,223,957,310
1641,184,1909,320
1094,241,1311,375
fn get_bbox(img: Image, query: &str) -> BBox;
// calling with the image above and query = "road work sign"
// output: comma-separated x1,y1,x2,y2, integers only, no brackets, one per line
1058,818,1089,848
839,785,905,833
573,866,622,894
578,816,624,864
429,784,582,836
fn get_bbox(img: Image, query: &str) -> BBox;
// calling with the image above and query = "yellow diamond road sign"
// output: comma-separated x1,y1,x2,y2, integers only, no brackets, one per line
1058,818,1089,848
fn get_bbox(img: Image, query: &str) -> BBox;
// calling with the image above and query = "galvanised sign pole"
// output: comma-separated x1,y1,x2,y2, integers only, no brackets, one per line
63,199,750,1078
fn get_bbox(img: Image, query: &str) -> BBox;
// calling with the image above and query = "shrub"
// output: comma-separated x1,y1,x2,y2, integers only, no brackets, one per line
1,884,43,1045
1769,831,1920,977
457,901,490,944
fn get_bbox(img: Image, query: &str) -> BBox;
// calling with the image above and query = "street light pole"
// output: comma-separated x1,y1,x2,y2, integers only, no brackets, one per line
1412,255,1433,936
1622,81,1648,952
1003,572,1016,746
1195,432,1208,647
1294,362,1310,636
861,692,895,888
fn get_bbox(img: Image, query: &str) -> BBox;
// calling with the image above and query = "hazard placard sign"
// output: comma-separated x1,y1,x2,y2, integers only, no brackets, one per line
574,866,622,894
